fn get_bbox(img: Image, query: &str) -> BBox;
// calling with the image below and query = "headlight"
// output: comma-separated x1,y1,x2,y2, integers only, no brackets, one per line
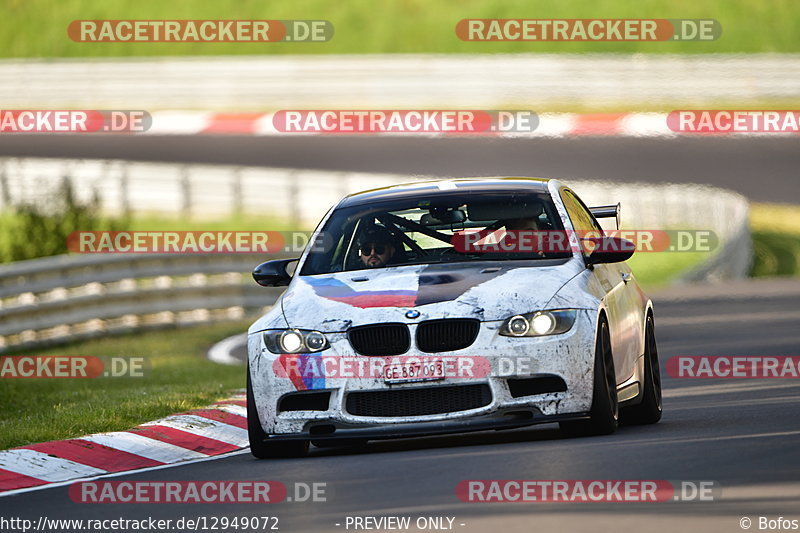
499,310,577,337
263,330,330,353
305,331,327,351
280,331,304,353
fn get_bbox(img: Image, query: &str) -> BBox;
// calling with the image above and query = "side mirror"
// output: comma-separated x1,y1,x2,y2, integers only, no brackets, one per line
585,237,635,265
252,258,298,287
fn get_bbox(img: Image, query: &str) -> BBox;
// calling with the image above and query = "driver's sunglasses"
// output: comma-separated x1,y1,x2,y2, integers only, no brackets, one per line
360,243,387,256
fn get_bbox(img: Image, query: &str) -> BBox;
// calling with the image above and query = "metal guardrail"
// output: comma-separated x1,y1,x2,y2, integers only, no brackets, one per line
0,158,400,227
0,157,753,231
0,161,751,351
569,180,753,283
0,253,288,351
1,54,798,110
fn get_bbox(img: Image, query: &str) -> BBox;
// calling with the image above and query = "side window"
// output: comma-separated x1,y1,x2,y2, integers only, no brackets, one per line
560,188,604,256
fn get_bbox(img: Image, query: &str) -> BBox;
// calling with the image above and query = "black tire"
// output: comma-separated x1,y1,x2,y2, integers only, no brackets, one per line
621,314,663,425
560,316,619,437
247,365,309,459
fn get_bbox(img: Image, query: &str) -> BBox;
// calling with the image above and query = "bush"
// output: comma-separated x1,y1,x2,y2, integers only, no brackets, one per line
0,177,126,263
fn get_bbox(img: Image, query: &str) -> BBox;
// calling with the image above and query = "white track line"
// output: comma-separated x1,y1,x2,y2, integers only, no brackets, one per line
659,310,800,327
207,333,247,365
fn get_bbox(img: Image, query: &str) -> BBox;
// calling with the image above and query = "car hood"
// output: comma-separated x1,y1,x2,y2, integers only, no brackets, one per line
264,259,589,332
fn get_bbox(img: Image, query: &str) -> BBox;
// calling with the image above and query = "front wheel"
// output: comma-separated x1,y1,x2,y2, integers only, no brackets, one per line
621,314,662,425
247,365,309,459
560,316,619,437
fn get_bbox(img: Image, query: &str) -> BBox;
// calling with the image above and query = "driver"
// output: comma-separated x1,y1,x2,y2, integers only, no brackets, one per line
500,212,543,254
504,216,540,232
358,226,399,268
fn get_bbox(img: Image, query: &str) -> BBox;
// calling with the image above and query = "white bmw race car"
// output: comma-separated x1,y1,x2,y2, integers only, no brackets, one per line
246,177,662,458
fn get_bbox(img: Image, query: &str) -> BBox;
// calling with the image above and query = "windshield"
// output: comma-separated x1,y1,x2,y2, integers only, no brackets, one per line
300,191,570,275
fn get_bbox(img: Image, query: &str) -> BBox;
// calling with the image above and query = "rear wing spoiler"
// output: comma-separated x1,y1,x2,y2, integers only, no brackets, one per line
589,203,621,230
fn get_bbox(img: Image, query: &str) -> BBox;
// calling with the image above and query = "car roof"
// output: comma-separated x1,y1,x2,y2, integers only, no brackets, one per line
338,177,553,208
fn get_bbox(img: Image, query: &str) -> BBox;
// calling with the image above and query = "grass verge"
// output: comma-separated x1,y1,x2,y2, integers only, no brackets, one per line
630,203,800,284
0,320,250,450
627,250,708,290
750,203,800,277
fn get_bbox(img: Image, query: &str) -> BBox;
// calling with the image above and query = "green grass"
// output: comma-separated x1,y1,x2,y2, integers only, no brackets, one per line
1,0,798,58
626,203,800,284
0,320,250,450
627,250,708,290
750,203,800,277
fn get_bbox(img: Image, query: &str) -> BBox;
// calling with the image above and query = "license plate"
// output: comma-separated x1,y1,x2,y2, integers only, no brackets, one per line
383,360,445,384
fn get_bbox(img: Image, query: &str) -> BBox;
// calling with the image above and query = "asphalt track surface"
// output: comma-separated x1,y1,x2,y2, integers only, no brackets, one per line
1,278,799,532
0,135,798,203
1,136,799,532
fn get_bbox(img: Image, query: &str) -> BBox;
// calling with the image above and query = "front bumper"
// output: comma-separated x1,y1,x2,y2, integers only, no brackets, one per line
261,407,591,443
248,309,597,437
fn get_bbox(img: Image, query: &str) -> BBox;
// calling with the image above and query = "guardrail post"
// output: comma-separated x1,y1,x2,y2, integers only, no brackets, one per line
181,165,192,218
0,159,10,208
288,170,300,228
118,161,131,217
232,167,243,217
339,172,349,199
61,173,73,199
